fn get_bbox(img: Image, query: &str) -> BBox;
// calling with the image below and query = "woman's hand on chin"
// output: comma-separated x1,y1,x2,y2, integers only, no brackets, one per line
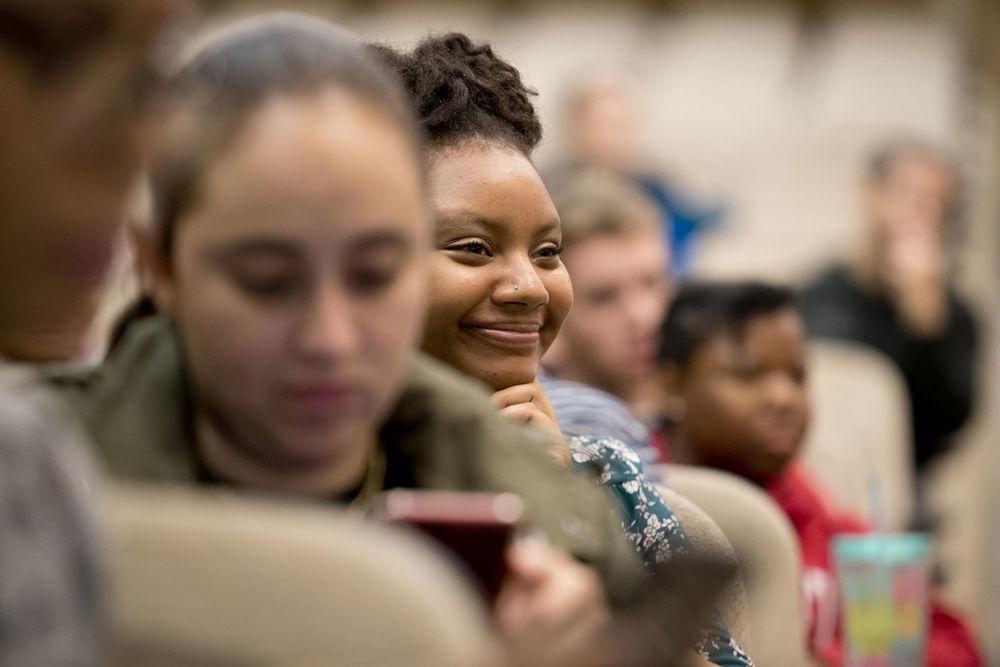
491,380,570,463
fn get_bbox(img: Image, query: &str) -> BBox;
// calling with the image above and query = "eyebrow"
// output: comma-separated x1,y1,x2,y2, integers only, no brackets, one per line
207,230,411,262
208,238,301,262
436,212,561,239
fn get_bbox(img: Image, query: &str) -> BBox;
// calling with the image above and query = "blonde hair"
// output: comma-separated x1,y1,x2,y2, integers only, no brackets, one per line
550,168,662,249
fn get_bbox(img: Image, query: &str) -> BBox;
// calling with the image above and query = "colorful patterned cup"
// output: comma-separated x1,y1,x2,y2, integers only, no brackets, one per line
833,533,931,667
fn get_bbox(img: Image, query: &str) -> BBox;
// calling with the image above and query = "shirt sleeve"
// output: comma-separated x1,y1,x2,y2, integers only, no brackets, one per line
567,434,755,667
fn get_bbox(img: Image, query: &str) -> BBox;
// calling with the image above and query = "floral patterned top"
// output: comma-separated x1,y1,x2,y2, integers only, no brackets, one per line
567,434,755,667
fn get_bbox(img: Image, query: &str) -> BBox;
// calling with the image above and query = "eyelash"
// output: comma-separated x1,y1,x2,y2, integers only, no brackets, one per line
535,244,563,259
444,240,562,261
237,275,297,299
448,240,492,256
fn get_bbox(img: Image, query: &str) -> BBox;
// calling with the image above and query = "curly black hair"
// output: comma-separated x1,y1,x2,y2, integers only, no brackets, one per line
370,33,542,155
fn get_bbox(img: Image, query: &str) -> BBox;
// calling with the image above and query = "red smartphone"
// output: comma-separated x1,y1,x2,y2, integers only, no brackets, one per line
369,490,524,602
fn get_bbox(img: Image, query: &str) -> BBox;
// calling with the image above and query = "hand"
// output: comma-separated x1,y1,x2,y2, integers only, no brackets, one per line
496,538,610,665
492,381,570,463
883,227,948,335
491,380,560,435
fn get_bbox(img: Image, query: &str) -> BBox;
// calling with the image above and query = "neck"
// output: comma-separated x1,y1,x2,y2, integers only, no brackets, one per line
195,416,374,498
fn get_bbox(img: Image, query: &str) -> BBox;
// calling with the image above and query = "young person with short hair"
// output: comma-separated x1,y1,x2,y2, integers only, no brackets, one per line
658,280,982,667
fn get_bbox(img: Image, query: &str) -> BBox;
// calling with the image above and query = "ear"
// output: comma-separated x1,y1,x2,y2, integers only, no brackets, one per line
655,362,687,422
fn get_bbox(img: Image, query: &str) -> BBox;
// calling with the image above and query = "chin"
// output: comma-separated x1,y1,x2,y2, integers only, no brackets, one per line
274,425,365,469
476,364,537,391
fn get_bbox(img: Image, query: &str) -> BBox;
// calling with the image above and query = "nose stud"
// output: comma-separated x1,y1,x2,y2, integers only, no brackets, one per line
513,284,519,292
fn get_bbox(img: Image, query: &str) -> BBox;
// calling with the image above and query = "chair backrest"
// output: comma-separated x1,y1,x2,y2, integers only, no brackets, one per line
658,464,808,667
102,484,499,667
654,485,750,650
802,340,914,530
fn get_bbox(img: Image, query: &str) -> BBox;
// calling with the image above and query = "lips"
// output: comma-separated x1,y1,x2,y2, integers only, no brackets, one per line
461,321,542,350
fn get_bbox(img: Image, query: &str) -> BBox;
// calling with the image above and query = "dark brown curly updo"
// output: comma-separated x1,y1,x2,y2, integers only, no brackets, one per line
370,33,541,156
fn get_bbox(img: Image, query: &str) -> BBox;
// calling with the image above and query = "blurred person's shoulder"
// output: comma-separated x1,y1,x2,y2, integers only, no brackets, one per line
799,263,857,307
798,263,872,336
42,316,198,483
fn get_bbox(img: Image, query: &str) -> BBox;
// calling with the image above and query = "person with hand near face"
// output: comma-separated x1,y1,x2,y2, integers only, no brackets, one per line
47,14,651,665
657,281,982,667
800,140,977,481
372,34,752,667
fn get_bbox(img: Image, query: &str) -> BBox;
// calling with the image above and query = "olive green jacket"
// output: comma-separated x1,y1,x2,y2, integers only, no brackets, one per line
47,317,643,605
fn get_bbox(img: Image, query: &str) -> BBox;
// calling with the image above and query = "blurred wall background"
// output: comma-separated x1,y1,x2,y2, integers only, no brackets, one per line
212,0,1000,659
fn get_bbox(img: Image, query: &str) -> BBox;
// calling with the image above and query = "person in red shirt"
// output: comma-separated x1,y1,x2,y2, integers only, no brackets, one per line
655,280,981,666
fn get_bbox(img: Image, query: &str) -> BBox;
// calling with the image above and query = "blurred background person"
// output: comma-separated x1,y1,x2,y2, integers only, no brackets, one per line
0,0,186,364
799,140,978,520
656,280,982,667
546,76,725,277
0,0,187,663
542,168,673,436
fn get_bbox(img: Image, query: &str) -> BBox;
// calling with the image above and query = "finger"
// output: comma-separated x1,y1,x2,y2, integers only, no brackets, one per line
491,383,537,409
498,403,538,425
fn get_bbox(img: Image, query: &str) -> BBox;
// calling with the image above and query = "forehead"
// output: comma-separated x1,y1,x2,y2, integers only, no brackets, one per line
187,90,424,238
883,154,956,192
564,232,666,277
426,143,557,223
694,309,806,367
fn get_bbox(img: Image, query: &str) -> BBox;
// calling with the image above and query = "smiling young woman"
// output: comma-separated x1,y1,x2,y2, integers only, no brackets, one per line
422,144,573,391
372,33,753,667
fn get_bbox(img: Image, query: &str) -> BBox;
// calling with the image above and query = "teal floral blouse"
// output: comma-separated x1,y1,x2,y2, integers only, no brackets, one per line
568,434,754,667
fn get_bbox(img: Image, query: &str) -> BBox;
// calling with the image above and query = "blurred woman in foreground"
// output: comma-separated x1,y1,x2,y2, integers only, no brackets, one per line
48,13,645,664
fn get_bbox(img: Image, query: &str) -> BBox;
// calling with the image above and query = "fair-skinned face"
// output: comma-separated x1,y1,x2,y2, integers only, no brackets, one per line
554,230,670,397
663,308,811,484
864,155,956,274
153,90,427,476
569,83,638,171
421,143,573,391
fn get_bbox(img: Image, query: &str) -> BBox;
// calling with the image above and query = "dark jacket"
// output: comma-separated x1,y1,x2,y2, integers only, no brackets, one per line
47,317,644,605
799,265,977,470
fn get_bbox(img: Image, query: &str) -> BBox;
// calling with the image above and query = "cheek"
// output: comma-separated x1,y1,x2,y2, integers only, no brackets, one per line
542,267,573,333
176,278,289,392
424,256,489,335
688,382,755,437
368,270,425,362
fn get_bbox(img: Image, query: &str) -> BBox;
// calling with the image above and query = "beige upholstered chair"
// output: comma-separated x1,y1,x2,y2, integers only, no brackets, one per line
657,464,809,667
654,485,750,648
102,484,499,667
802,340,914,530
